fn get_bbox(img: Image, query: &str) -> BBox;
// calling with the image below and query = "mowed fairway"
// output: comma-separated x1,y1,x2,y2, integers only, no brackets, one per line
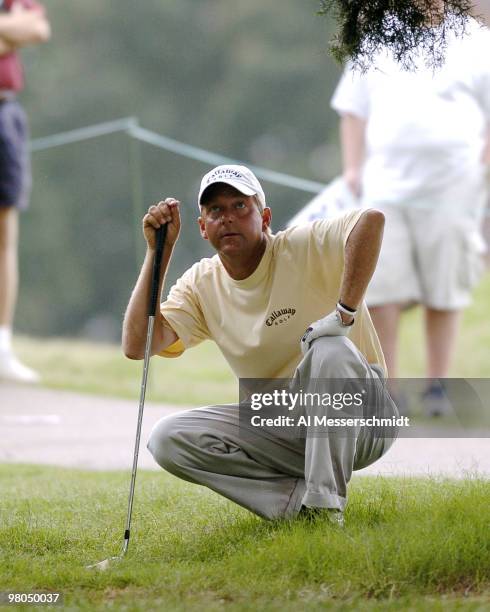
3,274,490,609
1,465,489,611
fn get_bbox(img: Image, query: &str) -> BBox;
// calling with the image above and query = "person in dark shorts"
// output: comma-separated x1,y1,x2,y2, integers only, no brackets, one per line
0,0,50,383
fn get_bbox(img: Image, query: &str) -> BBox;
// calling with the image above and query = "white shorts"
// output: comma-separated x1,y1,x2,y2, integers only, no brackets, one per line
366,204,487,310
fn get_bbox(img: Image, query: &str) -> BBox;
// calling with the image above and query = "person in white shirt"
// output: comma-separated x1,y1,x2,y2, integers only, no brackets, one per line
331,18,490,414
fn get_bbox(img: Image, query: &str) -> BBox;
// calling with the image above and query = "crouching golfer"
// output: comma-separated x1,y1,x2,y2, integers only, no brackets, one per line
122,165,398,525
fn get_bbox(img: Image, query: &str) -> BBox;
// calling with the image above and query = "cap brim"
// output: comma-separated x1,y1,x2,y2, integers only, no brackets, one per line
199,179,256,205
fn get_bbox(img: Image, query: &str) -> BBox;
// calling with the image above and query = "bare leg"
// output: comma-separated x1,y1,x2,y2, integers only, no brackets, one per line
420,307,460,416
0,206,18,327
369,304,402,378
424,307,460,378
0,206,39,383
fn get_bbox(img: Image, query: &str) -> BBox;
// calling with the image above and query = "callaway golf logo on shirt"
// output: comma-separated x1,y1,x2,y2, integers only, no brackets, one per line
266,308,296,327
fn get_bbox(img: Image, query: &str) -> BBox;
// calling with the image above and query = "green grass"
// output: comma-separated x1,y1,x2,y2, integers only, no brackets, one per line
0,465,489,611
398,272,490,378
13,335,237,406
12,273,490,406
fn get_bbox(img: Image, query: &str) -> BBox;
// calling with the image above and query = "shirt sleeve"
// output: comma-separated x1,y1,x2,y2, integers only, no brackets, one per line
330,63,370,120
158,267,210,358
312,208,365,250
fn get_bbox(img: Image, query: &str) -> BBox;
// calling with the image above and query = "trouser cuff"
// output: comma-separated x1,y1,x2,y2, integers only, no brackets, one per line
302,489,346,511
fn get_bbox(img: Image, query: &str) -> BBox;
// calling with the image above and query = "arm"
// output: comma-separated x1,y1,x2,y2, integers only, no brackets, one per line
338,209,385,323
0,3,51,48
300,209,384,353
122,199,181,360
340,112,366,198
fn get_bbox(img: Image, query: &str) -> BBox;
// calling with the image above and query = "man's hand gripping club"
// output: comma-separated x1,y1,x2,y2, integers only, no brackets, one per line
122,198,181,360
144,198,181,250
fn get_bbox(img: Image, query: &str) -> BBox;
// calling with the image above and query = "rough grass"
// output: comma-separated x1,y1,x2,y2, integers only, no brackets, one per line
12,273,490,406
0,465,489,611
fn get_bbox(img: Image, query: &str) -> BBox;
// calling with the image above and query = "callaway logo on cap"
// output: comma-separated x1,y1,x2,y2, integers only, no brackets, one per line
198,164,266,210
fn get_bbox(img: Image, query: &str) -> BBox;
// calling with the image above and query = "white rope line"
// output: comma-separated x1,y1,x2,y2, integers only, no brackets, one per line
130,125,324,194
29,117,324,195
29,117,138,152
28,117,490,217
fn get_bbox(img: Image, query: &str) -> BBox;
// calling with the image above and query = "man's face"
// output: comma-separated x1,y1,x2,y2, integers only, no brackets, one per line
198,187,271,258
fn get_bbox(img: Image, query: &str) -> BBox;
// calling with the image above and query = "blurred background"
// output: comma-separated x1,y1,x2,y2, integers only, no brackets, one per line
18,0,342,341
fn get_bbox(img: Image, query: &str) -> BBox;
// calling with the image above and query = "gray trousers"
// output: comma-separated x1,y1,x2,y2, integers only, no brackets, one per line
147,336,398,520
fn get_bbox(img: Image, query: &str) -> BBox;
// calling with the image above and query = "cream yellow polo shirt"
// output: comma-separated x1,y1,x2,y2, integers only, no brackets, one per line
159,210,386,378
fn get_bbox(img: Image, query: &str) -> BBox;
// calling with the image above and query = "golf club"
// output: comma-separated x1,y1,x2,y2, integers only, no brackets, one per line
87,223,167,570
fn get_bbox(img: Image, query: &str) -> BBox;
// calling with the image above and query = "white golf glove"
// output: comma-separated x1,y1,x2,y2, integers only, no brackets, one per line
300,309,353,355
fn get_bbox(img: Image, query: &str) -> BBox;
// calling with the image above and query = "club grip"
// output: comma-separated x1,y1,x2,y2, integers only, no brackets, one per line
148,224,168,316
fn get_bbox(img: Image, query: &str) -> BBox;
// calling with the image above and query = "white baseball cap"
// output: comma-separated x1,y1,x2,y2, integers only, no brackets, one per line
198,164,266,210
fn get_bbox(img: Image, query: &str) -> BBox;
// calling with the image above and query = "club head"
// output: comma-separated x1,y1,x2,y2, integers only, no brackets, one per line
86,555,122,571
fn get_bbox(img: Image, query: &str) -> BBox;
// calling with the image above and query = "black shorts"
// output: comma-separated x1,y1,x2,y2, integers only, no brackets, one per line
0,99,31,210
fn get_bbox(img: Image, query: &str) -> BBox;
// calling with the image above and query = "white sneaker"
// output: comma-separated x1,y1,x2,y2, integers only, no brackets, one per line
0,352,41,384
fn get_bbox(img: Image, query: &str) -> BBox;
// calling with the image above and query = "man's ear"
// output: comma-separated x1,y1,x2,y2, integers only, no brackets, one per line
262,207,272,231
198,216,208,240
